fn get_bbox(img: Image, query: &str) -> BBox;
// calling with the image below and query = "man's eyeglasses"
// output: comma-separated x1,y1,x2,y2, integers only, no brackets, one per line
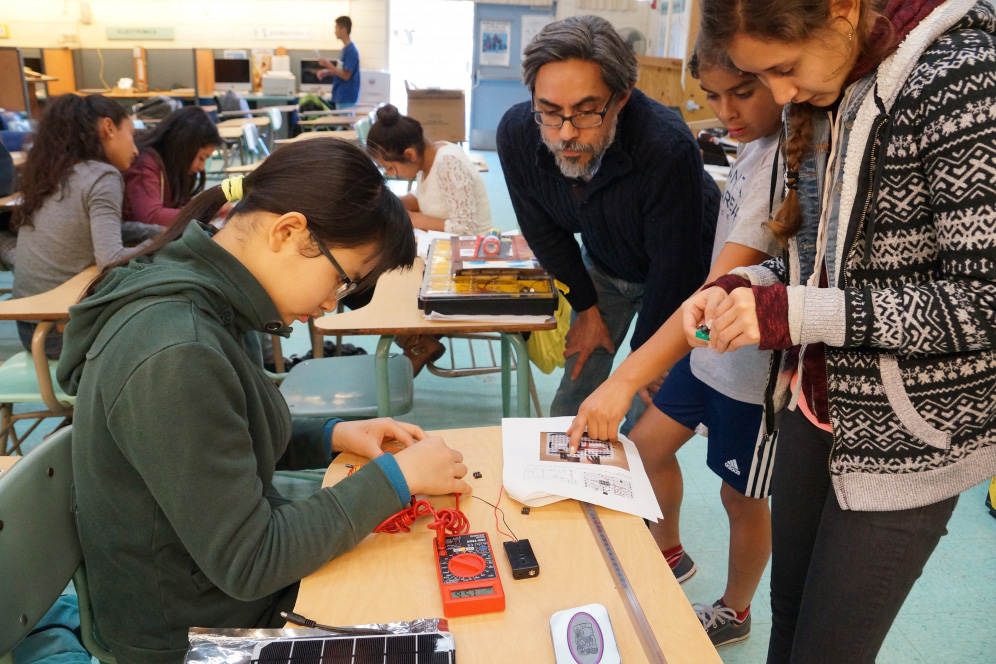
532,96,614,129
309,229,358,300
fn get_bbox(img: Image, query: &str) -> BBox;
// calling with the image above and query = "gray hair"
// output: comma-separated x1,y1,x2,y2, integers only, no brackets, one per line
522,15,639,96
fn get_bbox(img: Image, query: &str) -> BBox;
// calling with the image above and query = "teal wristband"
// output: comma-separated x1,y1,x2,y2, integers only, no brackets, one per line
372,453,411,504
322,418,344,463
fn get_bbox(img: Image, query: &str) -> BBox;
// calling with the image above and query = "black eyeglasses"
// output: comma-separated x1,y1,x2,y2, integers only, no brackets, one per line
309,229,358,300
532,96,614,129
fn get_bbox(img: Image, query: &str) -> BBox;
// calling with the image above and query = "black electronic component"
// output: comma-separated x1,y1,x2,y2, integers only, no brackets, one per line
520,507,530,515
473,471,482,479
503,538,540,580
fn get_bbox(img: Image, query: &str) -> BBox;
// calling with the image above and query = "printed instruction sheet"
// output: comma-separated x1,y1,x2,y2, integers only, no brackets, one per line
502,416,663,521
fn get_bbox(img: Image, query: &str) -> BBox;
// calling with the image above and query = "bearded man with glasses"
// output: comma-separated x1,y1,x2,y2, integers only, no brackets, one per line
497,15,719,434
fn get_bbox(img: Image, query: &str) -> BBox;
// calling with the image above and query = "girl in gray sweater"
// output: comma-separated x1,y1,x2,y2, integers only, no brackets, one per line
13,94,158,358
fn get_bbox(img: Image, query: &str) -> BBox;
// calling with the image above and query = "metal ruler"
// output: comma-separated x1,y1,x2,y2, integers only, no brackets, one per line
581,501,668,664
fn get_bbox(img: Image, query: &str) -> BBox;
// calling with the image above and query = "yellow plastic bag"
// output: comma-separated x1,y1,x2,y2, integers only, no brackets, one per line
527,282,572,374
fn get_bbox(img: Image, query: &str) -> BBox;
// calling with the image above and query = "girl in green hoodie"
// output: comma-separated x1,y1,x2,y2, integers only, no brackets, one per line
58,138,471,664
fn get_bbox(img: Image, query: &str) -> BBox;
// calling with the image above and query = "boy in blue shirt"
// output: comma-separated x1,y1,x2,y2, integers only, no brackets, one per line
318,16,360,108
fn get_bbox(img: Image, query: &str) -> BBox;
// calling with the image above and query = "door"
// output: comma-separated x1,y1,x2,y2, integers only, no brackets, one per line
469,3,554,150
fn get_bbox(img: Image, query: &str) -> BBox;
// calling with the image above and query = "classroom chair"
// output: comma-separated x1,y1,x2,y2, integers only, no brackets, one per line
427,333,543,416
0,323,74,456
354,116,371,145
279,353,414,420
241,123,270,164
0,425,116,664
275,353,414,484
262,107,282,150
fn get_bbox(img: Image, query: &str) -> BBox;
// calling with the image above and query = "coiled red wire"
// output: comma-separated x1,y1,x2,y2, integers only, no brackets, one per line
373,496,470,541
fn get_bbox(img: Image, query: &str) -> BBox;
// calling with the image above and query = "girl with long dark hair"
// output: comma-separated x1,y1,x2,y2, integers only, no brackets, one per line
123,106,221,226
13,93,158,357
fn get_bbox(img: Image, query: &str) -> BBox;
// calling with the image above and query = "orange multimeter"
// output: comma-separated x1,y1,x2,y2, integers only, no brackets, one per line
434,532,506,618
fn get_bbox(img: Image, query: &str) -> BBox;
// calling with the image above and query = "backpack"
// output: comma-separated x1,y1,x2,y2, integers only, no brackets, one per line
131,95,182,121
218,90,250,117
297,93,333,120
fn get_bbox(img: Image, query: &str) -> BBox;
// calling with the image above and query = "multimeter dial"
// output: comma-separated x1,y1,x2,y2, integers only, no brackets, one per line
448,553,487,577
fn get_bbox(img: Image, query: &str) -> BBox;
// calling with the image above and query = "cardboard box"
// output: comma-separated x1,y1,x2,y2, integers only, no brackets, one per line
406,83,465,143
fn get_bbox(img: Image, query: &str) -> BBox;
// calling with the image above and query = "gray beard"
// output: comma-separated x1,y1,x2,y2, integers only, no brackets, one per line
542,121,618,180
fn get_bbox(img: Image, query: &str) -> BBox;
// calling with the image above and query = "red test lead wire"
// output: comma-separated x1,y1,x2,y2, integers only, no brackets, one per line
373,496,470,552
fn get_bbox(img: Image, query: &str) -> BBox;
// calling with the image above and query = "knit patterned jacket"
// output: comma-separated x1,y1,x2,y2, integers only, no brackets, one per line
732,0,996,511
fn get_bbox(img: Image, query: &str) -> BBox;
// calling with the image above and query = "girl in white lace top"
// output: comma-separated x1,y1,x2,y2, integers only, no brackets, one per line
367,105,491,236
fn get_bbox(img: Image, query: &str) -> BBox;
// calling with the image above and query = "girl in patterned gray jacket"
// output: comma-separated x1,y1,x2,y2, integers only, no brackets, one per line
692,0,996,662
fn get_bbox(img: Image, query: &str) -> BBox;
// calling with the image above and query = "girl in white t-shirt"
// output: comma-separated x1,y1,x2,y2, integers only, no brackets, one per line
568,39,784,648
366,105,494,374
367,104,491,236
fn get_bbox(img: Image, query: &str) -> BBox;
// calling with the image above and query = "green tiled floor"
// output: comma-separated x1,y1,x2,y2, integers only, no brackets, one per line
3,150,994,663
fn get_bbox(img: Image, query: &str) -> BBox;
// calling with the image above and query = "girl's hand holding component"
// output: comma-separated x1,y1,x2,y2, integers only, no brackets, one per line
394,437,471,496
704,288,761,354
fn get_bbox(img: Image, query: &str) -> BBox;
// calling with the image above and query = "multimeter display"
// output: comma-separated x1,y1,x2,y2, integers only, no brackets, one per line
435,532,506,617
451,587,494,598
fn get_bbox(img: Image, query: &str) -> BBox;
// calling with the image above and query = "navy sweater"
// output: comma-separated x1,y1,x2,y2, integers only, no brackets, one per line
497,88,719,349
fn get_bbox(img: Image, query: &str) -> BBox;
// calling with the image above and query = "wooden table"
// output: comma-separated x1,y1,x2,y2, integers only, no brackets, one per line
313,258,556,417
11,152,25,169
273,130,359,146
295,426,721,664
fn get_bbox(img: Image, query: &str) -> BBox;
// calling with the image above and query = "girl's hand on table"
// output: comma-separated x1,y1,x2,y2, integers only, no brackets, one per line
331,418,427,459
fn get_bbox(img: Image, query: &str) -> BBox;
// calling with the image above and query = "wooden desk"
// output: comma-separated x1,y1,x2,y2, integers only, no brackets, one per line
0,267,97,322
468,153,488,173
218,104,299,118
298,105,377,118
216,117,272,129
296,427,721,664
273,130,358,146
11,152,25,169
223,162,261,174
0,266,98,414
216,116,271,140
225,131,360,173
297,116,357,130
0,456,18,474
95,90,196,99
313,258,555,417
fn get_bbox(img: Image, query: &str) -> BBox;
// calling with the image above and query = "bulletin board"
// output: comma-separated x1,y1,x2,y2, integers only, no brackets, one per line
0,47,29,113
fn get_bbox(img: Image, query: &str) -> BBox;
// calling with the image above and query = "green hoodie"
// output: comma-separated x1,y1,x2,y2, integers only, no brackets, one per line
58,222,404,664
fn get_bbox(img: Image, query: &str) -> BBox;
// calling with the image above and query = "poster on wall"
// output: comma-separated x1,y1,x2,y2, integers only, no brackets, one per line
251,48,274,93
521,15,554,56
480,20,511,67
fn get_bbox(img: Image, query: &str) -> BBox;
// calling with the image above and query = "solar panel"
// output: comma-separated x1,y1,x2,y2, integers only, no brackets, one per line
251,631,456,664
